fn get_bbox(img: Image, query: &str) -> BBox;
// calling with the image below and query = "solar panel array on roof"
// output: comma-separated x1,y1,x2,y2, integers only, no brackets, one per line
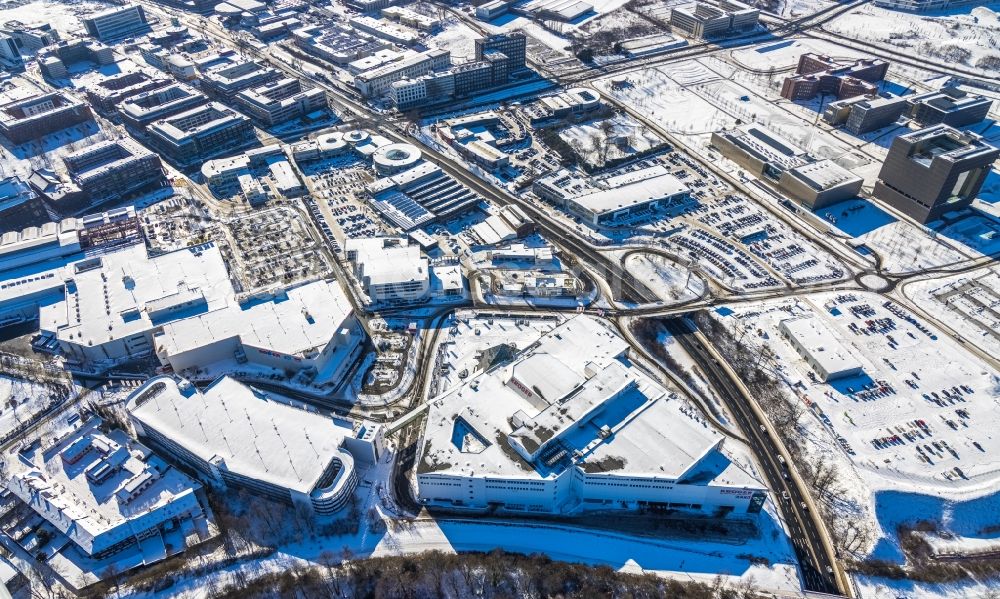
368,167,479,230
371,191,435,230
403,171,478,216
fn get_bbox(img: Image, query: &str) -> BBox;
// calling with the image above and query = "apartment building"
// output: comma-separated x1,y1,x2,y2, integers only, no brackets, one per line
354,48,450,97
0,91,93,145
63,139,164,204
235,77,327,126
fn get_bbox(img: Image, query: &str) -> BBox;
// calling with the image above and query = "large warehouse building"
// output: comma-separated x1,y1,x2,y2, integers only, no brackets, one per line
534,165,692,226
778,316,863,382
127,376,384,516
417,317,768,515
154,279,364,386
2,240,367,382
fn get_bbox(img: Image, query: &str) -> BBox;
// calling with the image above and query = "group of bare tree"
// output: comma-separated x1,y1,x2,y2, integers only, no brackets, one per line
206,549,768,599
693,312,873,559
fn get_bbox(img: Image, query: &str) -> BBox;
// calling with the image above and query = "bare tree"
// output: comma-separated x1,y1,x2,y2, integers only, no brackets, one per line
812,457,840,497
27,568,70,599
598,119,616,164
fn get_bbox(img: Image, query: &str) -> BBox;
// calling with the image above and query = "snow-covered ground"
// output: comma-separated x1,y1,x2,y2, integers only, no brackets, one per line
0,373,66,440
859,222,969,274
776,0,836,18
728,38,866,72
825,3,1000,73
0,0,109,39
594,58,882,187
595,63,735,139
622,252,706,303
485,15,572,56
559,114,666,169
816,198,975,274
902,266,1000,359
425,16,480,63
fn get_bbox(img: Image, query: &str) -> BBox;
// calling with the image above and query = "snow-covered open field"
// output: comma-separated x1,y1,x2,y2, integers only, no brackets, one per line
817,198,978,274
826,3,1000,73
622,252,706,303
0,0,110,38
0,373,65,440
594,58,883,186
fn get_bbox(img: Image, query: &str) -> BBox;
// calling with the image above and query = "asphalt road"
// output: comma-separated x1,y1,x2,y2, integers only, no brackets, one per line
664,317,843,595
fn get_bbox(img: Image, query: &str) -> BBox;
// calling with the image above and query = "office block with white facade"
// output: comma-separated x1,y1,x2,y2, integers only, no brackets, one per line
81,5,151,41
354,48,450,97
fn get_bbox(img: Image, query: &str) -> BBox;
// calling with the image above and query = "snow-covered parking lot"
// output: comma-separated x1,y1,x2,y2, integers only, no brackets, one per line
714,291,1000,564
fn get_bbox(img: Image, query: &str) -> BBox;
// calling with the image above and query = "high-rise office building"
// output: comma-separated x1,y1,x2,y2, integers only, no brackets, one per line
873,125,999,223
474,32,526,72
81,5,151,41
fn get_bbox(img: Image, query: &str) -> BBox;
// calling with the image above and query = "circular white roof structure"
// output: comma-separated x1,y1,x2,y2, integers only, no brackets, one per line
343,130,370,145
372,143,422,174
316,132,348,154
565,87,601,110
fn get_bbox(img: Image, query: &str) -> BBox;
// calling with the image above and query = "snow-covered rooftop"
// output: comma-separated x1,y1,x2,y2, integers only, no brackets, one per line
127,376,358,495
779,315,863,379
155,280,355,360
788,159,863,191
40,243,232,350
419,316,757,486
6,418,203,556
345,237,428,286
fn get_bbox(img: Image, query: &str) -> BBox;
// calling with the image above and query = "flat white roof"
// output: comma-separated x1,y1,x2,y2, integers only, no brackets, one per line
40,243,233,349
719,125,809,171
419,316,758,486
155,280,355,359
788,159,862,191
6,418,201,554
269,159,301,192
779,315,863,377
128,376,357,494
346,237,428,285
573,167,689,215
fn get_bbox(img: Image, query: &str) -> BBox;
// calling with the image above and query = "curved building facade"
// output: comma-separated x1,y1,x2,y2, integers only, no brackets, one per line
126,376,382,517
